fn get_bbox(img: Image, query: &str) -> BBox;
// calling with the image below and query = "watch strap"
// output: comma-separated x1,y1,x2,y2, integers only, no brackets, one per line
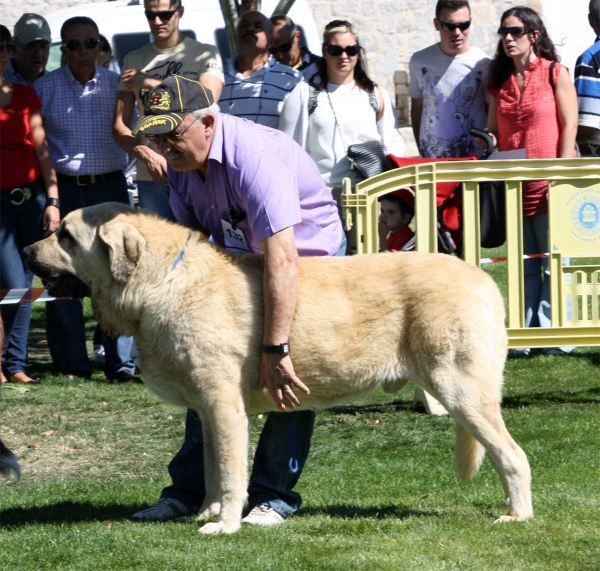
46,197,61,208
262,342,290,355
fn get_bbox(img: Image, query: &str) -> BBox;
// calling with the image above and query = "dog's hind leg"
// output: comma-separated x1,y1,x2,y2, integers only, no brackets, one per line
198,397,249,535
420,374,533,522
195,410,222,523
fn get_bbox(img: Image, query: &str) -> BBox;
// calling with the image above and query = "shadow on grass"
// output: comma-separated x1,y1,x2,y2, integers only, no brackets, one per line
502,386,600,408
325,400,412,416
0,501,159,528
299,503,439,520
0,502,438,528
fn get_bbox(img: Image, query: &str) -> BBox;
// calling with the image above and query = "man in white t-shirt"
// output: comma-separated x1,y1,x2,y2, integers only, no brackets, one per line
112,0,224,219
409,0,490,158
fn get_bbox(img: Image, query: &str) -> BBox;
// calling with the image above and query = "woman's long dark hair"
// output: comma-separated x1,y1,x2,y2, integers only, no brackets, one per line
488,6,560,90
310,20,375,92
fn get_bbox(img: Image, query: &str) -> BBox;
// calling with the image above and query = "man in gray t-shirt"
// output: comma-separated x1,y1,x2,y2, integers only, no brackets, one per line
409,0,490,158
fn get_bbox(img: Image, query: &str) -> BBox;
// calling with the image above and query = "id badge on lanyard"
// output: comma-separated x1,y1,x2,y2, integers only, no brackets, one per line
221,218,250,253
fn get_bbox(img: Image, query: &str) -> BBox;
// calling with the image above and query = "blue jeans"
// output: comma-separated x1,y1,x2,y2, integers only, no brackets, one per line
161,232,347,517
0,191,45,376
137,180,176,221
522,212,573,353
45,175,137,376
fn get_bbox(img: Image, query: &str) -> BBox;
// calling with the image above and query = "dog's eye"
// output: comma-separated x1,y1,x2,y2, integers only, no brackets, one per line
57,226,75,245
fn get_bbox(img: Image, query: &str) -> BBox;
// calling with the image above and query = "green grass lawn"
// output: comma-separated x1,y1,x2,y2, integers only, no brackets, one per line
1,253,599,570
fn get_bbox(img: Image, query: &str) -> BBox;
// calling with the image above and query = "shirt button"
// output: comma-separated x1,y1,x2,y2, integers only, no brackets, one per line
210,204,215,209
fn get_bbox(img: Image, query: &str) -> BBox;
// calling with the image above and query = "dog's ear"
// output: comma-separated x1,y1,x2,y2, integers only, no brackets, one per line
98,220,146,283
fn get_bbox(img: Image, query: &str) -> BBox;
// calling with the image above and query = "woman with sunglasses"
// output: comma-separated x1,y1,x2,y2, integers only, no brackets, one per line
0,25,60,385
487,7,578,356
279,20,403,253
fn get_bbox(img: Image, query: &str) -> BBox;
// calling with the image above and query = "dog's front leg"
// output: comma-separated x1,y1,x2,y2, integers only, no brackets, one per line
195,410,222,522
198,398,249,535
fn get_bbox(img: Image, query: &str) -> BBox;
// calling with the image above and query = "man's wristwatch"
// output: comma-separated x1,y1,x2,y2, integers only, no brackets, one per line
46,197,61,209
262,343,290,355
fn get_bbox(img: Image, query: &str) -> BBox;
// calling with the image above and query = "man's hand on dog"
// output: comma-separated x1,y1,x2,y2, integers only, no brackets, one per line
259,354,310,411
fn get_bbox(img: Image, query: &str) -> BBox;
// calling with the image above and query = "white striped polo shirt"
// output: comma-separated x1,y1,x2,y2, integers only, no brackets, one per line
219,55,303,127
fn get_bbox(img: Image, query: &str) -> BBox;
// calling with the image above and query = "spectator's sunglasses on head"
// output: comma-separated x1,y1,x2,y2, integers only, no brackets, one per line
63,38,101,51
270,28,297,54
325,44,360,57
325,20,353,31
145,1,181,22
497,26,527,39
0,43,15,55
145,118,200,145
436,19,471,32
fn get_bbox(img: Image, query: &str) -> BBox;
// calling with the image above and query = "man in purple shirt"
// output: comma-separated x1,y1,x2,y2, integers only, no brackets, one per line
130,75,343,526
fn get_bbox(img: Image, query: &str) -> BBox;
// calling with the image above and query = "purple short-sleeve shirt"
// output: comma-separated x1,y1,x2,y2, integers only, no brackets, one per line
168,113,342,256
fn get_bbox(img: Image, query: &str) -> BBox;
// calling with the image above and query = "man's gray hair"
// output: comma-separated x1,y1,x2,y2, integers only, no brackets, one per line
590,0,600,21
190,103,220,120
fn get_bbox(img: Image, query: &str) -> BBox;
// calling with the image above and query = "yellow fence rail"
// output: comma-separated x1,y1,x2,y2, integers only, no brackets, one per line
341,158,600,349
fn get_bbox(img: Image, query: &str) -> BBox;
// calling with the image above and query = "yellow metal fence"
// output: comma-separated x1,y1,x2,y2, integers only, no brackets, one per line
341,158,600,349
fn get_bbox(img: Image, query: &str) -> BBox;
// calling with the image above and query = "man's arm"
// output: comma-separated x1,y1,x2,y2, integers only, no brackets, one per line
200,73,223,102
257,226,310,411
112,89,168,183
410,97,423,153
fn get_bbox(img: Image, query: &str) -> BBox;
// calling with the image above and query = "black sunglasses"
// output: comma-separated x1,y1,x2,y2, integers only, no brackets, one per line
63,38,101,51
325,44,360,57
145,3,180,22
437,20,471,32
0,43,15,55
497,26,527,39
270,34,296,54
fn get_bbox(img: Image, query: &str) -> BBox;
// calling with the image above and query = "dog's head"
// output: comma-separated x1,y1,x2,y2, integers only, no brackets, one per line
24,202,146,299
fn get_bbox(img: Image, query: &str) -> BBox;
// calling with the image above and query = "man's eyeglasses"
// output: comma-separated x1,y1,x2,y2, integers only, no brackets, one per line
325,44,360,57
437,20,471,32
145,117,199,145
63,38,101,51
497,26,527,39
0,43,15,55
270,34,296,54
145,3,181,22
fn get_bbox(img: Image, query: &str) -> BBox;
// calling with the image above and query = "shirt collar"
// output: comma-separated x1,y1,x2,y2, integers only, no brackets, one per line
227,53,274,77
66,64,100,87
207,113,224,165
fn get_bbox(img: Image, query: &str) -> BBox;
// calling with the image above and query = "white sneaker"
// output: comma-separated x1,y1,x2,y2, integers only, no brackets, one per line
241,504,285,526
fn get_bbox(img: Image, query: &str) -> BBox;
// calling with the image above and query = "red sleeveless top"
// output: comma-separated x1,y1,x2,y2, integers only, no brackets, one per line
490,58,562,216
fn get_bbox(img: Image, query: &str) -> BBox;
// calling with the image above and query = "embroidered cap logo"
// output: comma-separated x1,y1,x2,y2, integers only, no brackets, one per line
149,92,171,111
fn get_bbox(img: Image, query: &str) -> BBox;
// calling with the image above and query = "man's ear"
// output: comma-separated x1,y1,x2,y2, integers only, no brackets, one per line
201,113,216,134
98,220,146,283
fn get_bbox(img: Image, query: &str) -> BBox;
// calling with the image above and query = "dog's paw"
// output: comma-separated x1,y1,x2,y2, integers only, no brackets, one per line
494,513,533,523
198,520,241,535
196,501,221,522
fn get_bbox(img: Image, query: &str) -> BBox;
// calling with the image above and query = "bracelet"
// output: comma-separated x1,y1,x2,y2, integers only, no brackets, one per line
262,343,290,355
46,197,61,208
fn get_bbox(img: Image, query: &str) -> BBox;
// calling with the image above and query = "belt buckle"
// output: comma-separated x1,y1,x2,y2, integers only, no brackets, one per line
9,187,31,206
76,175,95,186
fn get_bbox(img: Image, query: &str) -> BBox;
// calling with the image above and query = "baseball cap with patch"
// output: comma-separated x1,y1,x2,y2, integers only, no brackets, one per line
14,13,51,45
132,75,215,136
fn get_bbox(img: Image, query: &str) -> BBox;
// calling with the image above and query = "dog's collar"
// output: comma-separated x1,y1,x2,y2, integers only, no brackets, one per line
170,233,192,272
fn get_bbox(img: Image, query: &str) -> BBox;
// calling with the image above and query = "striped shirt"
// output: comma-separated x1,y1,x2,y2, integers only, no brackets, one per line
34,65,128,176
219,55,303,127
574,38,600,129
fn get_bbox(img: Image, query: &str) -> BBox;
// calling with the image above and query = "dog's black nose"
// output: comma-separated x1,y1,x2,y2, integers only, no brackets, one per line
22,246,33,262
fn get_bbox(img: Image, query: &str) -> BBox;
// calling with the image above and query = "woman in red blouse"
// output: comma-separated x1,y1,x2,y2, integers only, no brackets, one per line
1,25,60,384
486,7,578,356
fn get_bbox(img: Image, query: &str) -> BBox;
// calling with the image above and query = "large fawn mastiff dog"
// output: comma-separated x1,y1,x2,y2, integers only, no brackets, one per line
24,203,533,534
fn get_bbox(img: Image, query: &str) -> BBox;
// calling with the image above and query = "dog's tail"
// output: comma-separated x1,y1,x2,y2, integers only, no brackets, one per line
455,424,486,483
0,438,21,480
